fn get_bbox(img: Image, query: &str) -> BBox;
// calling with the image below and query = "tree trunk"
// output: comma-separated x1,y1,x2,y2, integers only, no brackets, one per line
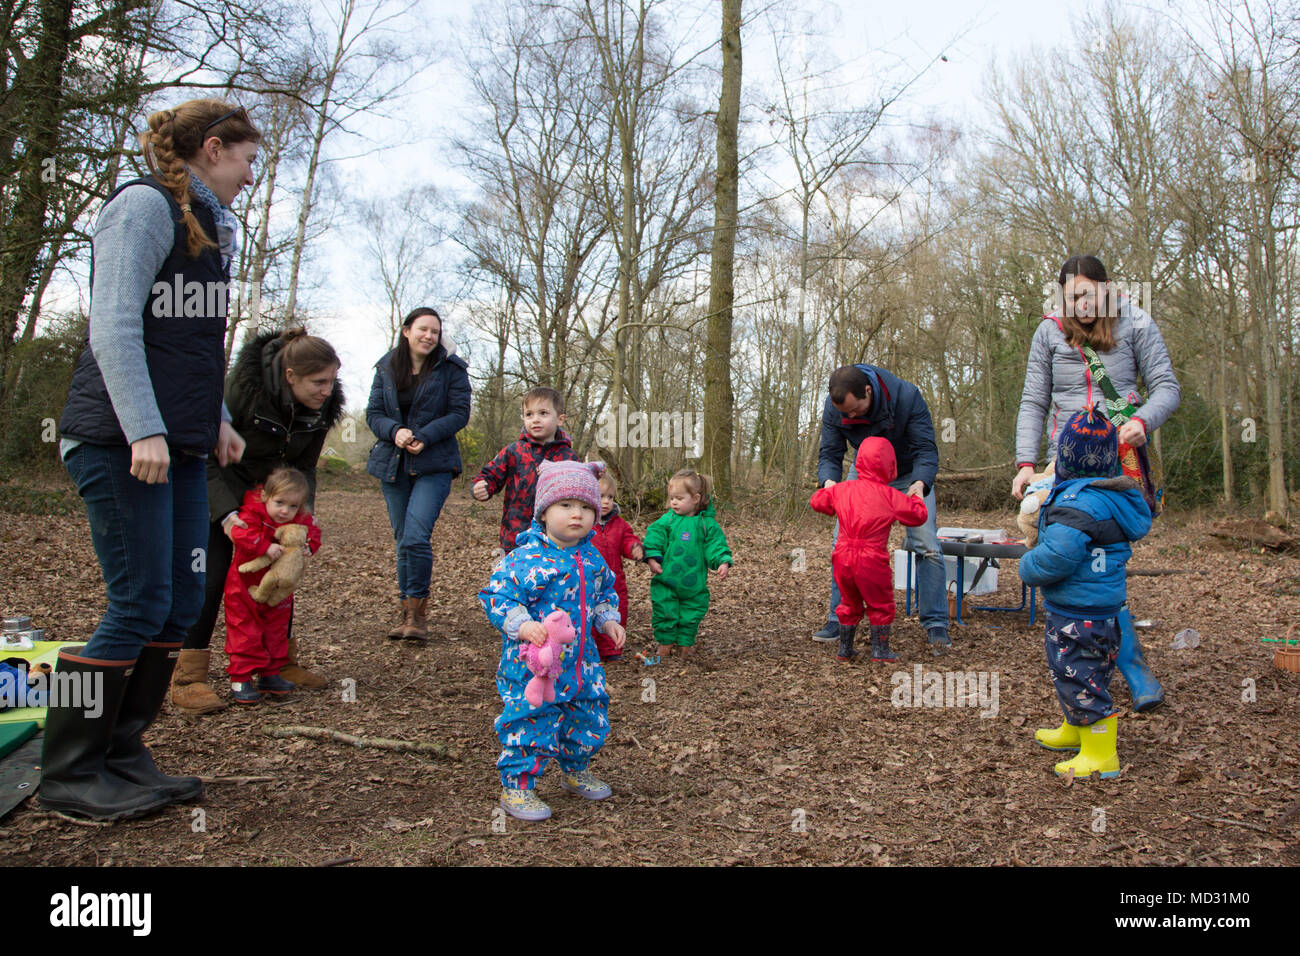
703,0,740,501
284,0,355,325
0,0,74,406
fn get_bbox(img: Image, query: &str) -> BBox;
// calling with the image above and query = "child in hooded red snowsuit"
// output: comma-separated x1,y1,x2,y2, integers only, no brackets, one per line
590,471,644,661
224,469,321,701
810,436,927,663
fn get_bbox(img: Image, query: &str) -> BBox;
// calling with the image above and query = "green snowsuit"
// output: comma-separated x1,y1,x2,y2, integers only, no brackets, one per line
642,501,733,647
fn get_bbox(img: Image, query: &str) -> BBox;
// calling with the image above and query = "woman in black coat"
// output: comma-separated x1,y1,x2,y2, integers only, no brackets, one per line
367,307,471,641
173,328,345,713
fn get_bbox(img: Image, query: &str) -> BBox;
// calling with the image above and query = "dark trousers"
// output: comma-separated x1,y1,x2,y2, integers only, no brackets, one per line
183,521,232,650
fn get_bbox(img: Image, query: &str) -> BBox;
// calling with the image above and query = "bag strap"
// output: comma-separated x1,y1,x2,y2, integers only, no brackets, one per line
1046,315,1136,426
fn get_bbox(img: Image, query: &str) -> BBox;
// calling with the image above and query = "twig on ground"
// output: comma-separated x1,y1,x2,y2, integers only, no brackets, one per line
1188,812,1269,833
264,725,458,759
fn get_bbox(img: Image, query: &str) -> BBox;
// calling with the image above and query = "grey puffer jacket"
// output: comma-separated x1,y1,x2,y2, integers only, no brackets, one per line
1014,299,1181,466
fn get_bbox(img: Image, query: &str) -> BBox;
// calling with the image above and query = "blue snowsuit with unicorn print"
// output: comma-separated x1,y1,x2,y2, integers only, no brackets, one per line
479,520,621,790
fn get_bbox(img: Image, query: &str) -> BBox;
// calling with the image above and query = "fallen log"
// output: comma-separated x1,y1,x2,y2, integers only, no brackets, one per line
264,724,458,760
1207,518,1299,551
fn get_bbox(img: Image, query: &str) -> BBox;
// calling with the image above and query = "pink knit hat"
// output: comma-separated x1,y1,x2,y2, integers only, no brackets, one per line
534,460,605,517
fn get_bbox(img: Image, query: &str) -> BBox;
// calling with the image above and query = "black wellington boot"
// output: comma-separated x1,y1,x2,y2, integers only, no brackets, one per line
869,625,898,662
105,642,204,803
836,624,859,662
39,650,171,822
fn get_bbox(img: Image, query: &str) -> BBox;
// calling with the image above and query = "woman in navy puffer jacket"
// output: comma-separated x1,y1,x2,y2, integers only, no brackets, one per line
367,307,471,641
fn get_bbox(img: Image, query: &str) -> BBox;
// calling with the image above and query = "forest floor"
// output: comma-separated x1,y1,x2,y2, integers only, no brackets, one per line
2,470,1298,867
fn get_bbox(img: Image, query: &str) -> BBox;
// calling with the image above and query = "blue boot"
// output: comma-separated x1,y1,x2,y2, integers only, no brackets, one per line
1116,607,1164,712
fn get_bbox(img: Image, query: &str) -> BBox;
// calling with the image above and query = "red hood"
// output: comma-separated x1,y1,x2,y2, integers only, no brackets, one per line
240,487,273,522
855,436,898,483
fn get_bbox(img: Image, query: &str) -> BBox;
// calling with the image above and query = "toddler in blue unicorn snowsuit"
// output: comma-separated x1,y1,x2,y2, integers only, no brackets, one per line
1019,406,1152,781
479,460,625,821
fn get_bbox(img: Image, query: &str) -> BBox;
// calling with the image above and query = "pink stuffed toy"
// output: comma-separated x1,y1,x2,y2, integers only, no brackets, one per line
518,609,577,708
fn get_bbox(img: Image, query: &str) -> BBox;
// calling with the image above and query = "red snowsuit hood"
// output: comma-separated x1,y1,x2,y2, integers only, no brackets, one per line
855,436,898,484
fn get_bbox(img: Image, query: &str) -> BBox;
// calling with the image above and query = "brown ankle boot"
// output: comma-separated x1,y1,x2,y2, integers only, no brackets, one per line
402,597,429,641
387,599,412,640
279,637,327,690
169,649,227,715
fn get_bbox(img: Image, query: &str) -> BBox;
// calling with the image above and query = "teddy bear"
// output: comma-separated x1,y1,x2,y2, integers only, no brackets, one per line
517,608,577,708
237,523,310,606
1016,461,1055,546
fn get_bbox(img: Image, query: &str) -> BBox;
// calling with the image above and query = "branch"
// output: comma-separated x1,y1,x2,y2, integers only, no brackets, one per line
264,725,459,759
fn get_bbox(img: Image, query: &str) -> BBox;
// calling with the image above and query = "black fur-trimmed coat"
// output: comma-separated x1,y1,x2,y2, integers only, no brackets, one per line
207,330,346,522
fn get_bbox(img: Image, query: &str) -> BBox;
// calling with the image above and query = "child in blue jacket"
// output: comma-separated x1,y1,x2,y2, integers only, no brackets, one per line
478,460,626,821
1019,406,1152,781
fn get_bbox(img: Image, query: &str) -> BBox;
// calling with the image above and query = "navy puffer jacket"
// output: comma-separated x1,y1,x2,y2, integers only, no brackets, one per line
817,364,940,495
1018,476,1153,618
366,344,471,481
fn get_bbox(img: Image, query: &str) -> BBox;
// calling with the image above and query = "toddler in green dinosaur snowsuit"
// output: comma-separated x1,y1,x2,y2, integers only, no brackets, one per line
642,470,733,653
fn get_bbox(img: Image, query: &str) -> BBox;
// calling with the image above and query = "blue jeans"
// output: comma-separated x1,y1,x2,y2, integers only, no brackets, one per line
380,470,452,599
827,464,948,633
64,443,209,661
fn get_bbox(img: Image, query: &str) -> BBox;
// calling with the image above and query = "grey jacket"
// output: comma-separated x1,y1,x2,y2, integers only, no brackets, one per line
1014,300,1181,465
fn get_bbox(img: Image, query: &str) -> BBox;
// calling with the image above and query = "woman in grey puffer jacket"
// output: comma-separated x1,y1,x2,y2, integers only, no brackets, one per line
1011,255,1179,712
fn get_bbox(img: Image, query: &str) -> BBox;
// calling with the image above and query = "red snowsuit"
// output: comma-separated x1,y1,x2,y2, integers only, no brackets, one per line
590,505,642,658
810,437,928,627
224,488,322,680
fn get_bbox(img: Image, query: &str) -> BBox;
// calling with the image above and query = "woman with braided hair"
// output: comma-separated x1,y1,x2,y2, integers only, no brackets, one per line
49,100,260,821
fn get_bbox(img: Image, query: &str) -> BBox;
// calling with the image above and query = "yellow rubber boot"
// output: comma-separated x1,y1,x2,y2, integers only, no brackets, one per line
1034,720,1080,752
1054,715,1120,780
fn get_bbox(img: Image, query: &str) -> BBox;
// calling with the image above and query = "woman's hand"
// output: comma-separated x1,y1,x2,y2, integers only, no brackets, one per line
130,435,171,484
393,427,414,449
216,421,246,467
222,512,248,540
1011,465,1036,500
405,438,425,455
1118,419,1147,448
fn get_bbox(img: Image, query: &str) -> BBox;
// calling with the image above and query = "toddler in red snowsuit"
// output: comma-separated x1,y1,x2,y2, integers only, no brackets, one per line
590,471,644,661
810,436,927,663
225,468,321,703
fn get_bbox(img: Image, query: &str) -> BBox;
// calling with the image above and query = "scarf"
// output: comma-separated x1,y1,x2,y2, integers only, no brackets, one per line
186,171,240,271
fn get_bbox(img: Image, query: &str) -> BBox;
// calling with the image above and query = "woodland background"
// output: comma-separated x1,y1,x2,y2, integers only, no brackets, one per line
1,0,1297,517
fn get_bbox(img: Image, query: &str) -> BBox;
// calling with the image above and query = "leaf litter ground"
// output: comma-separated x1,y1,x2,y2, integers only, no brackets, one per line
2,474,1297,866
